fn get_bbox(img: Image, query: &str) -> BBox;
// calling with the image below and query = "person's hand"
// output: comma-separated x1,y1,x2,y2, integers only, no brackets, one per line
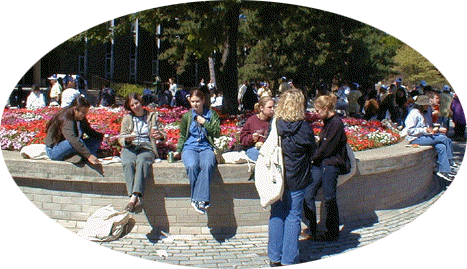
426,127,435,135
88,155,100,165
173,152,181,160
125,136,135,143
252,132,260,142
438,127,447,134
195,115,206,125
151,129,164,140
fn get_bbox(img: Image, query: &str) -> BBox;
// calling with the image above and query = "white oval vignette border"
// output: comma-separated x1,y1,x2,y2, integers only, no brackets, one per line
0,1,465,269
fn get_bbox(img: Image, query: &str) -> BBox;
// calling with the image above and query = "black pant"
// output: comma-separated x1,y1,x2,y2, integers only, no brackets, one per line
454,123,466,139
303,165,340,236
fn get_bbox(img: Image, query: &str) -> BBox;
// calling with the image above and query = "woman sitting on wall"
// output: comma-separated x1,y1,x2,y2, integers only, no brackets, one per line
239,96,275,161
173,89,221,214
44,96,103,164
119,93,167,213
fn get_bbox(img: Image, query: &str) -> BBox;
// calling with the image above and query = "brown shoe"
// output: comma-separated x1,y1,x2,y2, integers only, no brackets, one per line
124,202,136,212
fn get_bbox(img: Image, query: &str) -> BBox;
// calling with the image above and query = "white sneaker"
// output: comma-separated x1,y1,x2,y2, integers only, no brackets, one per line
192,201,206,214
436,171,453,182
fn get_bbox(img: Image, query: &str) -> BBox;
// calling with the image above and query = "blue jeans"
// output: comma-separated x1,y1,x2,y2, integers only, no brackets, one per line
412,134,453,173
303,165,340,236
181,148,216,203
268,189,305,265
46,137,101,161
245,146,260,161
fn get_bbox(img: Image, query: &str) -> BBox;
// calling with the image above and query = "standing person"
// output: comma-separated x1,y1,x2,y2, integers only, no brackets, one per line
61,80,81,108
239,96,275,161
277,76,289,96
438,85,454,132
242,82,258,112
207,79,216,93
302,94,348,242
9,86,28,108
267,89,316,266
451,93,466,141
238,81,248,111
118,93,166,213
44,96,103,164
48,74,62,106
173,89,221,214
168,77,178,106
26,85,46,110
401,95,455,180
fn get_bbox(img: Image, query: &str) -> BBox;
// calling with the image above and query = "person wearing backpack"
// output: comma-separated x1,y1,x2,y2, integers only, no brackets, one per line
302,94,348,242
267,88,316,266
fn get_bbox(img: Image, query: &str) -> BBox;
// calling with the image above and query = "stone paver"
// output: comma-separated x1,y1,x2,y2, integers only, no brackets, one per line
96,174,458,267
89,140,464,268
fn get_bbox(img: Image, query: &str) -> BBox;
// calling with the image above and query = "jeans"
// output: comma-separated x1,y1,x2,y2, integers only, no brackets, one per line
182,148,216,203
268,189,305,265
303,165,340,237
412,134,453,173
121,146,155,197
46,137,101,161
245,146,260,161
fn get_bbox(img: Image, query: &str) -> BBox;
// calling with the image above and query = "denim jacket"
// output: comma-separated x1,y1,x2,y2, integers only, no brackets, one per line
401,108,430,142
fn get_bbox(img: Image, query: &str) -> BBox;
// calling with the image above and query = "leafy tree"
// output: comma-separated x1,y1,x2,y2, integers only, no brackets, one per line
67,1,410,113
393,44,446,87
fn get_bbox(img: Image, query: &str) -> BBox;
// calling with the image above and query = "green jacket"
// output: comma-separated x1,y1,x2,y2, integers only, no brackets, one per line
176,109,221,153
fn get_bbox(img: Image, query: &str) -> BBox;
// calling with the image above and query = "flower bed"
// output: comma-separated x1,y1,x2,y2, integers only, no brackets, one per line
0,106,401,158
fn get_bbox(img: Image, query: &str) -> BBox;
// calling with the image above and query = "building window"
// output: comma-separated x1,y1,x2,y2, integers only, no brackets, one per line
78,55,86,76
129,56,136,82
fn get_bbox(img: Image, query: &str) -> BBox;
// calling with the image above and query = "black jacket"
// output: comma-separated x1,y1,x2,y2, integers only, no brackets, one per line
312,114,347,168
276,119,316,191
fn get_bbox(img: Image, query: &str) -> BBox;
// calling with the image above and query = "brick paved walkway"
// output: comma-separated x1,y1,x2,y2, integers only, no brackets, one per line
93,140,464,268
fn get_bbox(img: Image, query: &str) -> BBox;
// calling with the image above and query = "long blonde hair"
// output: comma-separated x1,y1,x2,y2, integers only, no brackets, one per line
274,89,306,121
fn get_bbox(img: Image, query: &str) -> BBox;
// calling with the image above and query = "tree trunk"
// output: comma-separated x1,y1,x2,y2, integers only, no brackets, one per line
218,2,240,115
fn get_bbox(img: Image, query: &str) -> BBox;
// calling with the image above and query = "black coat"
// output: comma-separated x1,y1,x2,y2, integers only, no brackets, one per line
276,119,316,191
312,114,347,168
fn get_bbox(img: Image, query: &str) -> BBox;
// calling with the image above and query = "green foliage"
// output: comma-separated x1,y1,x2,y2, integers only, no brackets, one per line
393,44,446,87
114,83,145,98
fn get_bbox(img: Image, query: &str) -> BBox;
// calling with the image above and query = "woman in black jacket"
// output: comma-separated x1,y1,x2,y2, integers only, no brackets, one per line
267,89,316,266
302,94,348,242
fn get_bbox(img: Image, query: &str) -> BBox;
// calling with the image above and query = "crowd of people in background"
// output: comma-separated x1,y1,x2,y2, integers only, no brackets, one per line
5,72,466,267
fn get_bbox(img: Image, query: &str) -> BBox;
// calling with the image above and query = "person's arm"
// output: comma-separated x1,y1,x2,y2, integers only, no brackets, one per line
405,111,430,137
239,117,255,146
61,119,92,159
176,112,190,153
202,110,221,138
312,119,344,162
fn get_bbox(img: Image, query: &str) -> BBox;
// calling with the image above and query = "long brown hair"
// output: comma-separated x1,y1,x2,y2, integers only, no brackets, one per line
46,96,90,142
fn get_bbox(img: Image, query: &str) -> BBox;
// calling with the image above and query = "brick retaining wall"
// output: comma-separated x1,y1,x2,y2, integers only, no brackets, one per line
3,141,438,235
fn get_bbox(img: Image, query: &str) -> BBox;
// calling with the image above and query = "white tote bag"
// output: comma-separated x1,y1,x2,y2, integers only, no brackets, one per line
254,118,285,208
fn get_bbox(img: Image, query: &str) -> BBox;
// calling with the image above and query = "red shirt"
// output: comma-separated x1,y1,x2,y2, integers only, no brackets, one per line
239,114,270,147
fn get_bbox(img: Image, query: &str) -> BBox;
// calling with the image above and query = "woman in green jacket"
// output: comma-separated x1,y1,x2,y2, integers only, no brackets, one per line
119,93,166,212
173,89,221,214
